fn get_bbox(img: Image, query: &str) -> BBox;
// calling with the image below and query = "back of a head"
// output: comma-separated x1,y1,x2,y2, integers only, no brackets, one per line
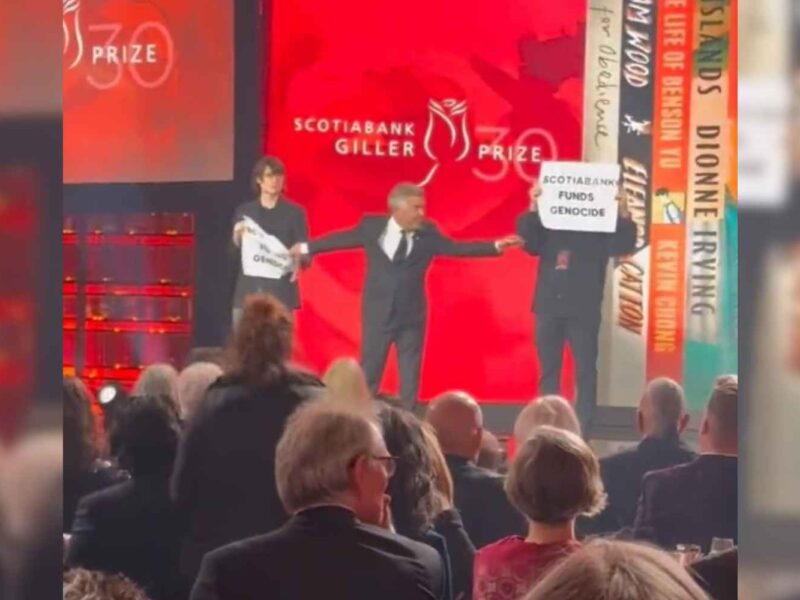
177,361,223,421
322,357,373,413
132,363,179,406
63,377,100,472
109,395,181,478
513,395,581,443
506,425,605,524
524,539,710,600
704,379,738,452
642,377,687,438
64,568,151,600
425,390,483,459
229,293,293,386
379,406,442,536
275,400,377,514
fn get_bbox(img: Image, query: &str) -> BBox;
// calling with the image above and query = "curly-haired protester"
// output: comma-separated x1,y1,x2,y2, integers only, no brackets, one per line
474,426,606,600
171,294,324,594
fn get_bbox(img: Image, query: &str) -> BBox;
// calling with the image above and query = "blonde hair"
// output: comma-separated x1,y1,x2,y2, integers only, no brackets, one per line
513,395,581,442
322,357,373,413
506,426,605,524
177,361,223,421
133,364,179,403
421,422,454,508
524,539,710,600
63,568,151,600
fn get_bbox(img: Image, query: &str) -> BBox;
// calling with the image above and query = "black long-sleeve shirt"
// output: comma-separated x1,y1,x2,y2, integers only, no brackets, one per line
516,210,637,319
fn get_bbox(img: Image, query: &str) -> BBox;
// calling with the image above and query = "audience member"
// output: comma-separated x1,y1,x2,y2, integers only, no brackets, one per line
67,395,182,600
63,377,124,532
171,294,324,593
322,357,374,413
476,430,503,472
427,391,524,549
524,539,709,600
190,401,444,600
63,568,151,600
176,362,223,422
183,346,226,370
690,547,737,600
381,406,475,600
513,395,581,444
583,378,696,535
633,380,738,552
474,426,605,600
132,364,180,415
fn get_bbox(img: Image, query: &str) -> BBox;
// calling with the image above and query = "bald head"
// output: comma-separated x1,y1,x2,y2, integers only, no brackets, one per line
638,378,689,439
701,379,738,454
426,391,484,460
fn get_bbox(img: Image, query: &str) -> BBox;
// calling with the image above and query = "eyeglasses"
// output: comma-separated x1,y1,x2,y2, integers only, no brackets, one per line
370,454,397,477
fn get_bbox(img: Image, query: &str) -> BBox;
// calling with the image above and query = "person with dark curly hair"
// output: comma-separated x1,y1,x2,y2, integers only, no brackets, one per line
63,377,124,532
171,293,324,594
67,395,182,600
380,406,475,600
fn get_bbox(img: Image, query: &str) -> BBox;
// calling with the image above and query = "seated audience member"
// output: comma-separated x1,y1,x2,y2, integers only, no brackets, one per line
583,378,696,535
63,377,124,532
512,395,581,444
133,364,180,416
426,392,525,550
322,357,374,414
474,427,605,600
477,430,503,472
171,294,324,592
691,547,737,600
524,539,710,600
633,380,738,553
190,401,444,600
67,395,182,600
176,362,223,422
381,406,475,600
64,568,151,600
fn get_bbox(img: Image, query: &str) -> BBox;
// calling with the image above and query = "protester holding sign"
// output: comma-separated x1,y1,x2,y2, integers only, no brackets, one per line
516,163,636,436
231,156,309,325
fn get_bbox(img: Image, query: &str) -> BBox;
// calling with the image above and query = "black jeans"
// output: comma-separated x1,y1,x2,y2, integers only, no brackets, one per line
535,313,601,437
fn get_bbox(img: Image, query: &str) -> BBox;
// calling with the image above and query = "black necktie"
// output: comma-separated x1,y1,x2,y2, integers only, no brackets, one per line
393,231,409,264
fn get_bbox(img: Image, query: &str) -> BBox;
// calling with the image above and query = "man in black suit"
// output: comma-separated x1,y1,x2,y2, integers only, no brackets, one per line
582,378,697,535
231,156,309,324
291,182,520,408
426,391,525,549
633,379,738,553
516,181,637,435
191,401,444,600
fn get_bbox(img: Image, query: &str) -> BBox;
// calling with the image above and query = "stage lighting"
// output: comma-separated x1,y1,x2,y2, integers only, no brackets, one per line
98,383,120,405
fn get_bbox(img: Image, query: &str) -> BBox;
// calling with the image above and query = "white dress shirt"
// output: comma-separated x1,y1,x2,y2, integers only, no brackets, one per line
381,217,412,259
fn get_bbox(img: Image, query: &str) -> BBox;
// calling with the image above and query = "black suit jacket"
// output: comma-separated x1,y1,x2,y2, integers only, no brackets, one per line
190,506,445,600
309,216,498,328
516,211,637,318
633,455,738,553
66,477,181,600
582,436,697,535
445,456,525,550
171,371,324,591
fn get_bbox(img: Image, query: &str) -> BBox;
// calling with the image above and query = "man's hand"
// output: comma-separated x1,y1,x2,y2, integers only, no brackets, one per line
496,234,523,252
288,243,306,260
617,190,630,218
528,180,542,212
232,220,247,246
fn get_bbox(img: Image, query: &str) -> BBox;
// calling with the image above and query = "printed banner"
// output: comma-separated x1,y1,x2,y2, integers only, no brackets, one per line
538,161,620,232
240,217,293,280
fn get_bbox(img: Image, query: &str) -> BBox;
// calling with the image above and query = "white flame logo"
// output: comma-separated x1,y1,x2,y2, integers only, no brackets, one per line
418,99,471,186
63,0,84,69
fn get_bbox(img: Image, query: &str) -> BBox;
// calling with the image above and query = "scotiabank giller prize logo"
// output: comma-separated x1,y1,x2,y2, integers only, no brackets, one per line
63,0,175,89
292,98,559,185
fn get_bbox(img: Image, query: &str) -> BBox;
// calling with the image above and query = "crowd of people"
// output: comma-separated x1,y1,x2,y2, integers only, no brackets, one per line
61,293,738,600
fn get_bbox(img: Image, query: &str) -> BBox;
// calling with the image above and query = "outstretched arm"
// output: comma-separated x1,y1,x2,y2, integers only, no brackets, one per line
293,219,366,257
516,181,545,256
608,195,637,256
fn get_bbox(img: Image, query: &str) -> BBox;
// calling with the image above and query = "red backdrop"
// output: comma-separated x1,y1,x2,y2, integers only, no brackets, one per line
264,0,587,402
63,0,233,183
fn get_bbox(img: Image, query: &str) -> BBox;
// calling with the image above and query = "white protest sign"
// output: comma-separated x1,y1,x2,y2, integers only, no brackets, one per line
240,217,293,279
538,161,620,232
